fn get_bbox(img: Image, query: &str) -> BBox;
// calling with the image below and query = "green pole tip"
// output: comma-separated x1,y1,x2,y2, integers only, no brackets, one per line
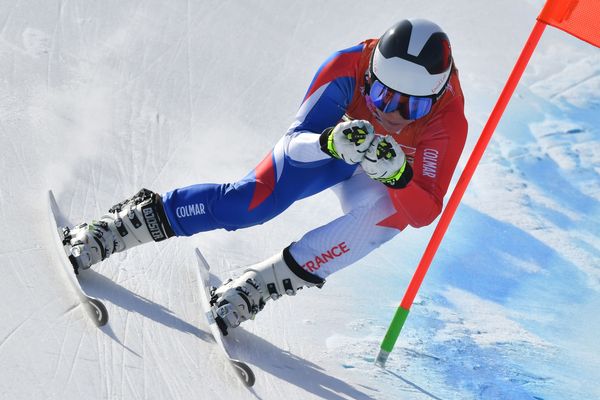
375,349,390,368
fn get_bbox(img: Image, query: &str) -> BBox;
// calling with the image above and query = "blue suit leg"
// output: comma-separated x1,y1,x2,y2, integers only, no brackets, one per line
162,147,356,236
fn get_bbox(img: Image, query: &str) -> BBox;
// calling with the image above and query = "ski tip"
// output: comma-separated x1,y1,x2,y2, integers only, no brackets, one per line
48,189,57,207
230,359,256,387
194,248,210,272
47,189,65,225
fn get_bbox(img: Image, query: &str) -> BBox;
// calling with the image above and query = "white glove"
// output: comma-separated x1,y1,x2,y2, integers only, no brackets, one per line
321,120,375,164
361,135,412,187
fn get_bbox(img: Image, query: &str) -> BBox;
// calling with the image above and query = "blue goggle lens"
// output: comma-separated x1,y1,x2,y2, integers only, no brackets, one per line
368,80,433,120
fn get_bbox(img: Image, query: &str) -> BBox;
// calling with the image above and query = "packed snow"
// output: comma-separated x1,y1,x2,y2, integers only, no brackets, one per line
0,0,598,399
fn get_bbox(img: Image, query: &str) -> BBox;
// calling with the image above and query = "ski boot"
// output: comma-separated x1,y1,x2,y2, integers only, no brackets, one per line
210,246,325,334
63,188,174,273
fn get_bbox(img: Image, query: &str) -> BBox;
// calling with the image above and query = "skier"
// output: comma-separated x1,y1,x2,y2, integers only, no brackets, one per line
64,19,468,330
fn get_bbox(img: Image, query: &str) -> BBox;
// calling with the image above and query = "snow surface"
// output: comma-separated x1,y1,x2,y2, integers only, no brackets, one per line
1,0,598,399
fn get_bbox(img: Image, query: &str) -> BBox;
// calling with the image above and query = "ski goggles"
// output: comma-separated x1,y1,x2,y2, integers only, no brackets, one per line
366,78,437,120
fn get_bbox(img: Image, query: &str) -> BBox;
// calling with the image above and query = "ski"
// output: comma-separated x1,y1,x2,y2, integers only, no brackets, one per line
47,190,109,326
194,248,256,387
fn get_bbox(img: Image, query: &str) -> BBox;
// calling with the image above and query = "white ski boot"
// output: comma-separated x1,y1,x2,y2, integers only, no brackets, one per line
210,246,325,334
63,188,174,273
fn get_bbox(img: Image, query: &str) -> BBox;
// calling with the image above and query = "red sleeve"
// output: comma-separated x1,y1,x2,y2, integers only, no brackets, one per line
385,103,468,229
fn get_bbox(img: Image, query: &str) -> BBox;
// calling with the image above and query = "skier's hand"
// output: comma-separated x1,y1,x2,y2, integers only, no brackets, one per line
320,120,375,164
361,135,413,188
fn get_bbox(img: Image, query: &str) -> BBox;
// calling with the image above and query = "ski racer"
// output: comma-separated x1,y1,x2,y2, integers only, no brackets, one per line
64,19,468,331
